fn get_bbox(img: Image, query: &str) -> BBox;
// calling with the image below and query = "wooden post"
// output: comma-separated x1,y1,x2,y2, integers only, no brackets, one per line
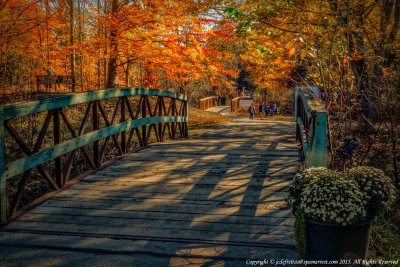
158,97,163,142
142,96,147,146
93,101,100,166
171,98,176,139
307,111,327,167
121,97,126,153
296,90,327,168
53,109,64,187
0,111,7,225
295,87,299,119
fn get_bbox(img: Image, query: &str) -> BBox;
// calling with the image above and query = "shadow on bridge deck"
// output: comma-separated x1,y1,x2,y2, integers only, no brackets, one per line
0,119,299,266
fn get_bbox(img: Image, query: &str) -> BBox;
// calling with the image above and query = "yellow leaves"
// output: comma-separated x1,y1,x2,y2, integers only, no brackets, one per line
289,47,296,57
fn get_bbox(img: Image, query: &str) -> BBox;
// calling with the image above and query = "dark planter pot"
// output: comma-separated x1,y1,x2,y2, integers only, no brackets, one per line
305,217,373,265
291,201,299,215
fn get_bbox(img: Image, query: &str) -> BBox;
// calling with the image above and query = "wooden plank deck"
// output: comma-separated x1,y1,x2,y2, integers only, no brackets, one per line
0,119,299,266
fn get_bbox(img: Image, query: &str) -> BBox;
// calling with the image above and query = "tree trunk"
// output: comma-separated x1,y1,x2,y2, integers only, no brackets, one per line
78,0,83,91
69,0,75,92
97,0,101,90
125,58,130,87
106,0,119,89
46,0,50,65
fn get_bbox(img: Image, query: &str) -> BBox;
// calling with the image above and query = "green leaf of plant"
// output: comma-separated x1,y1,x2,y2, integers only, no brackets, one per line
256,45,275,56
234,10,240,18
286,0,291,5
224,7,235,14
243,21,251,28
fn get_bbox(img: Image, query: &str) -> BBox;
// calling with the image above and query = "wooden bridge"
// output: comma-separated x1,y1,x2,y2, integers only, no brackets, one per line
0,87,326,265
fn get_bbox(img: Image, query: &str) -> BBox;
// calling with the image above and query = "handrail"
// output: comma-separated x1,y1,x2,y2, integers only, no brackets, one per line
231,97,240,112
0,88,188,224
1,88,186,120
295,87,327,168
199,96,216,110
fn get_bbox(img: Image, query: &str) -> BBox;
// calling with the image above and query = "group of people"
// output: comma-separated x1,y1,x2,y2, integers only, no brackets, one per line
248,103,278,119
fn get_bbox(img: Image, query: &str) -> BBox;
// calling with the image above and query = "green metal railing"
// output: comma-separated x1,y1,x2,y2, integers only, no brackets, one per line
0,88,188,224
295,87,327,168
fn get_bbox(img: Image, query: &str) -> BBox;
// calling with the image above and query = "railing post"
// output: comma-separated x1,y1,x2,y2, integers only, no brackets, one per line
307,111,327,167
0,109,7,225
296,89,327,168
158,97,163,142
142,96,147,145
53,109,64,187
171,98,176,139
185,99,189,138
92,101,100,167
120,97,127,154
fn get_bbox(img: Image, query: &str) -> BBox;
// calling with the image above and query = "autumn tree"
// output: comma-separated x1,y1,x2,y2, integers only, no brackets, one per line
224,0,399,182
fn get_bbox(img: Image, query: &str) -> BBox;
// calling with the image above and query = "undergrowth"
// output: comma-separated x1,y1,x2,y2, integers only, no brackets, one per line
370,195,400,261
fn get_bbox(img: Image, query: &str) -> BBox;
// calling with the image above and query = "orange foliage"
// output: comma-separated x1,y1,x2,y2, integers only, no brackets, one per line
0,0,239,92
241,32,294,91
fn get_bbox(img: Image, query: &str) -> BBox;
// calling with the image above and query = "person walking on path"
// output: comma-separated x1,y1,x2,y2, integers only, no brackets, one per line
264,105,270,117
272,104,278,116
249,103,255,119
215,96,220,106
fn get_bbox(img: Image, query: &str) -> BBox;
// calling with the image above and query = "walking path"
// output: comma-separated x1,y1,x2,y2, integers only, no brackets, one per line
205,106,244,119
0,119,298,266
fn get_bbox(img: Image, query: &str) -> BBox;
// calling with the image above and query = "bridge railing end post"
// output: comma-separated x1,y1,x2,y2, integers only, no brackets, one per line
296,88,327,168
308,111,327,168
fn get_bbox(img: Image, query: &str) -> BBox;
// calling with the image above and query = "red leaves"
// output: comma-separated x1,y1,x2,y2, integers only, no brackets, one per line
382,67,388,78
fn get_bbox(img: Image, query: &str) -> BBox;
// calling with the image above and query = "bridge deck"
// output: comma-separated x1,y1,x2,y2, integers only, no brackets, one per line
0,119,298,266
